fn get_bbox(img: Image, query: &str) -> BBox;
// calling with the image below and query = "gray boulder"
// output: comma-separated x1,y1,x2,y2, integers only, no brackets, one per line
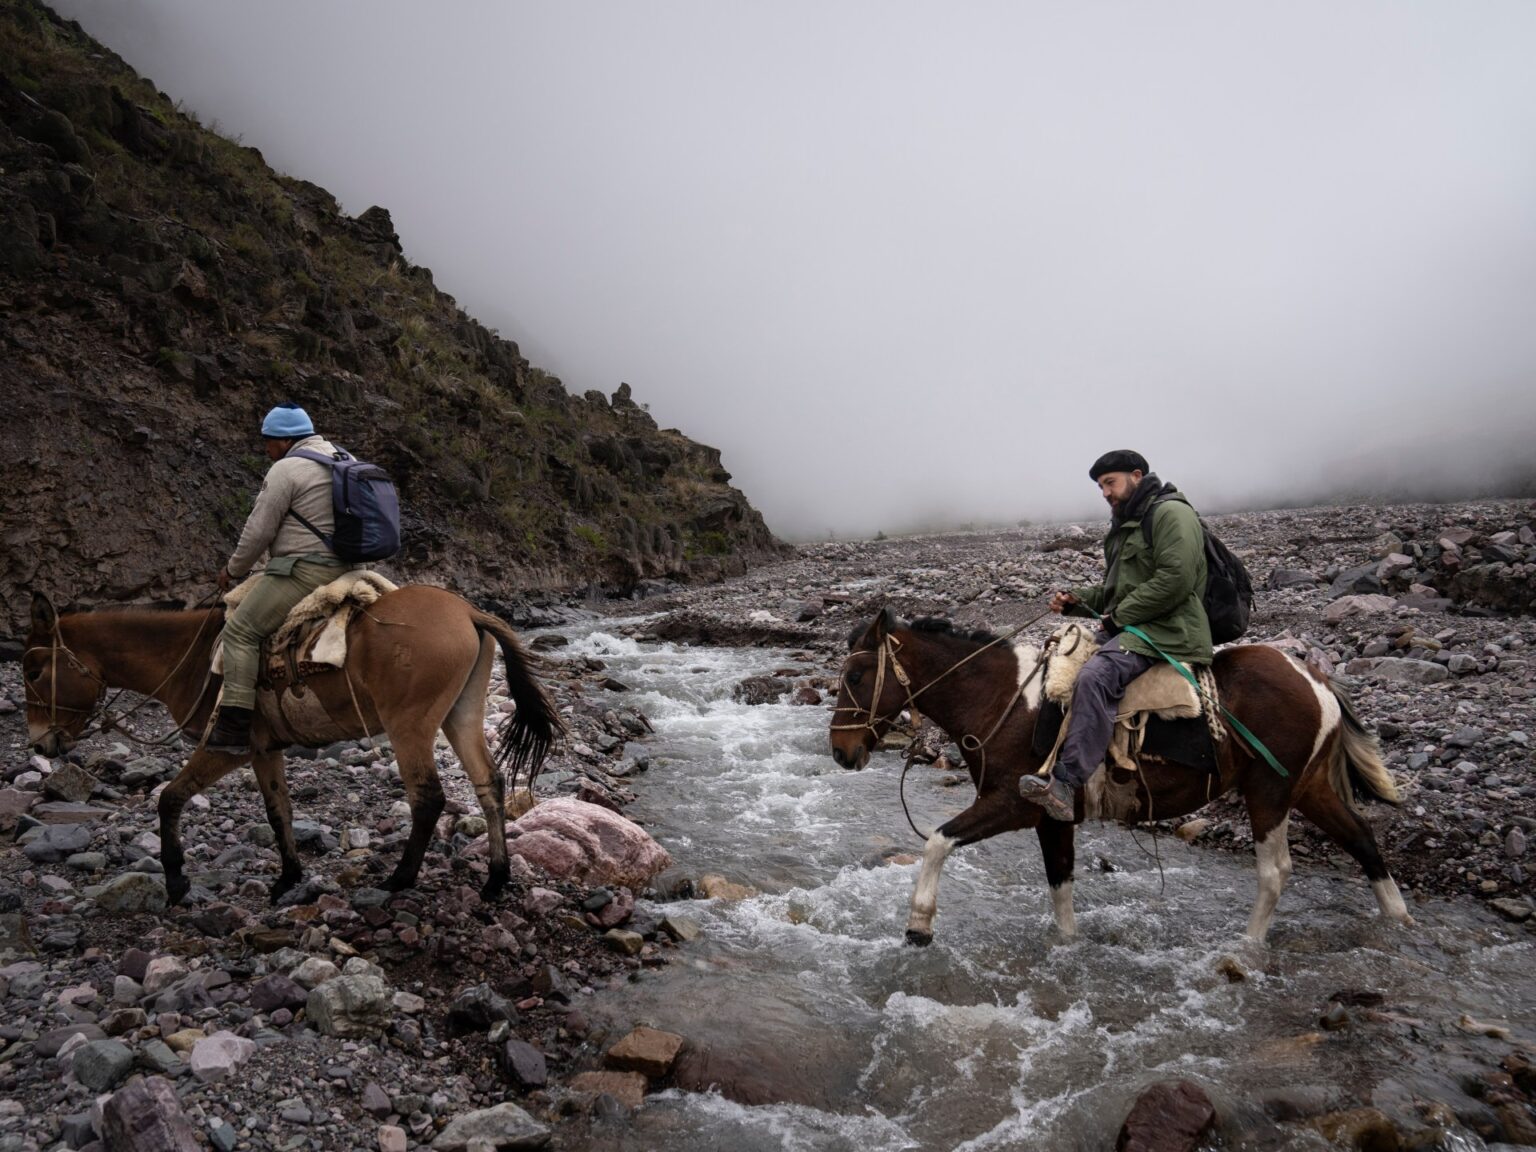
1328,562,1382,599
102,1075,201,1152
21,823,92,863
72,1038,135,1092
432,1102,550,1150
307,974,391,1037
1343,657,1450,685
1266,568,1319,591
42,762,98,803
93,872,169,915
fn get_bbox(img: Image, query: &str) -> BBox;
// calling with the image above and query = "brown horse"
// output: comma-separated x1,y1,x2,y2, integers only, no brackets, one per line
829,608,1411,944
23,588,560,906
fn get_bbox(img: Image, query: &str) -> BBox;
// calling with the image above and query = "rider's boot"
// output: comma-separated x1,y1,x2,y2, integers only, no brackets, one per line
1019,773,1076,822
206,706,253,755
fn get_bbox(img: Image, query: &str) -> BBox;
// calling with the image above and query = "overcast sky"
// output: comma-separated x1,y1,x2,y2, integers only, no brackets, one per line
56,1,1536,538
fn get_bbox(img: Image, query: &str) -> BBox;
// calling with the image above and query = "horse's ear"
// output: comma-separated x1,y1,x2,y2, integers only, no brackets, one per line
871,606,898,639
845,622,865,652
30,592,57,635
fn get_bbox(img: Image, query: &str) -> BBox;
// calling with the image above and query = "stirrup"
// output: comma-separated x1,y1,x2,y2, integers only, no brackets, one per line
1020,775,1075,822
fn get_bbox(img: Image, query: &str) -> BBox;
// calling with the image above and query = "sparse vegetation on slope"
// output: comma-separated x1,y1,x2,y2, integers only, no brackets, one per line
0,0,784,633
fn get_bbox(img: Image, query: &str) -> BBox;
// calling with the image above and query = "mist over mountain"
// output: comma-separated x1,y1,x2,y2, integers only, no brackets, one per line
38,2,1536,539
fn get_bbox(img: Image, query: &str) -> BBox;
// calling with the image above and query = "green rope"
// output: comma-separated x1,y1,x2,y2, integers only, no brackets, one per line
1120,625,1289,779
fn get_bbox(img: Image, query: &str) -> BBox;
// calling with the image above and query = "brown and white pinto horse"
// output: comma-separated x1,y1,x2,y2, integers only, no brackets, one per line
829,608,1410,944
23,589,560,907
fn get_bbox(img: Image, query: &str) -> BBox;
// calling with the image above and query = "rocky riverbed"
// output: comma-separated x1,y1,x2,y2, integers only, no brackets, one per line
0,622,699,1152
2,497,1534,1151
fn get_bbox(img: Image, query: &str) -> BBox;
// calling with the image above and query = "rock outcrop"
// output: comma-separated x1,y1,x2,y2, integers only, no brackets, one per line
0,2,786,639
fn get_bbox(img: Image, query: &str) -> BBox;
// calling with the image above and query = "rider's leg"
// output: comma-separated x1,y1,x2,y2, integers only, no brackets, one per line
212,561,344,751
1021,637,1154,817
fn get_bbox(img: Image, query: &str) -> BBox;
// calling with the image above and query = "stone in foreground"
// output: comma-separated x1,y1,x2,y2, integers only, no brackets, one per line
93,872,169,915
189,1030,257,1083
431,1101,551,1149
71,1038,135,1091
1117,1080,1216,1152
307,974,391,1037
506,797,671,888
605,1026,686,1077
102,1075,201,1152
570,1071,649,1110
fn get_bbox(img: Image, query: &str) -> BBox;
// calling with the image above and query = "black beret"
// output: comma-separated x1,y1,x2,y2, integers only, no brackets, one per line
1088,450,1149,481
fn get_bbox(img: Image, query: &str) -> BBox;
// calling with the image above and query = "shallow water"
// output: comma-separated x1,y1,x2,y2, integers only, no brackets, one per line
559,629,1534,1151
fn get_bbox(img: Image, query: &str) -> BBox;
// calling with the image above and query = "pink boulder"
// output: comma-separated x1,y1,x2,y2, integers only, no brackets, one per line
508,798,671,889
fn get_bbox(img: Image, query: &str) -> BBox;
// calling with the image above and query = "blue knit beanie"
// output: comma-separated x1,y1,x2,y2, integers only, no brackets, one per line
261,403,314,438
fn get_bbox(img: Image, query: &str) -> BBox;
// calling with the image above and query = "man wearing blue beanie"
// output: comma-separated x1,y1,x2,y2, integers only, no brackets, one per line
206,404,356,754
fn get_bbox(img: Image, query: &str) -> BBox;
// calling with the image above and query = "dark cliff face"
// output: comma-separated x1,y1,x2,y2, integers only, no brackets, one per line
0,1,787,635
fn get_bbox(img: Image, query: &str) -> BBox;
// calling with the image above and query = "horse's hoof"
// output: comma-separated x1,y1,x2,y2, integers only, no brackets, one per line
382,872,415,893
479,874,508,903
165,874,190,907
905,929,933,948
269,875,301,906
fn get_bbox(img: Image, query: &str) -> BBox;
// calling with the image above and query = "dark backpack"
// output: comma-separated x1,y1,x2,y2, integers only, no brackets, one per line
288,448,402,563
1143,498,1253,645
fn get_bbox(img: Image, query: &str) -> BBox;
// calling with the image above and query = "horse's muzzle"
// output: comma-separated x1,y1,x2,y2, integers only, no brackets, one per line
31,729,72,758
831,744,870,771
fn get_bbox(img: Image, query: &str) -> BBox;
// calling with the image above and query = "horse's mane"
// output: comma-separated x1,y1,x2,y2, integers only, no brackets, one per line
847,614,1001,651
910,617,1000,646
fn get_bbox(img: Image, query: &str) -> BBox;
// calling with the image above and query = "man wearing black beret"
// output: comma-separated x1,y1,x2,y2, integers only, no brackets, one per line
1019,451,1212,821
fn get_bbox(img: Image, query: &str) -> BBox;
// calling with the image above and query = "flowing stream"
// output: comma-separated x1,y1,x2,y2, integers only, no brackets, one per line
557,627,1534,1151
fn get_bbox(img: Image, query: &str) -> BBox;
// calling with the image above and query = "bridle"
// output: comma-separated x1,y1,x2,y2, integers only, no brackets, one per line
830,632,913,738
831,607,1055,739
23,596,223,752
22,628,108,751
831,608,1057,840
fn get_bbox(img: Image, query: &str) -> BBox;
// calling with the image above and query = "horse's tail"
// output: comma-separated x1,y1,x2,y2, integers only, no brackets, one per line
1326,678,1399,809
472,610,564,789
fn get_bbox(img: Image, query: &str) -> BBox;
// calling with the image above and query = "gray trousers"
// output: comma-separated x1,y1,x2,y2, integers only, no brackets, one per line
221,560,348,709
1055,635,1156,789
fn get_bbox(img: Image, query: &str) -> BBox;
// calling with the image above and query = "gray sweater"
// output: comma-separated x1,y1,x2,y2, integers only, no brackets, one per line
227,435,344,578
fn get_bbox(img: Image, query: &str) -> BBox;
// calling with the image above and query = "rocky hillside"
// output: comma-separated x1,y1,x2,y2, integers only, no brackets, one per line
0,0,785,638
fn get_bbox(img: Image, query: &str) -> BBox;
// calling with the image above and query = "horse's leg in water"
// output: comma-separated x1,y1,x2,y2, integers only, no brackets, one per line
1242,786,1294,942
1036,818,1078,938
250,749,303,903
441,634,509,901
158,749,249,905
1294,785,1413,926
906,792,1030,946
384,731,447,892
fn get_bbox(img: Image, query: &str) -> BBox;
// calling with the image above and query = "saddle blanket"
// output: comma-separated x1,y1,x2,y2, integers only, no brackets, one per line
1034,623,1223,824
212,569,399,675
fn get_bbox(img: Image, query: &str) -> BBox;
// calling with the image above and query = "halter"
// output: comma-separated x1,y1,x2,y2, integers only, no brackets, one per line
23,596,222,752
831,606,1055,739
831,608,1057,841
830,633,913,737
22,627,107,751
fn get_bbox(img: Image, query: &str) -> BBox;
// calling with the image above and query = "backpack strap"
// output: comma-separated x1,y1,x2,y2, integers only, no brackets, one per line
284,447,345,551
1140,495,1174,547
286,508,332,549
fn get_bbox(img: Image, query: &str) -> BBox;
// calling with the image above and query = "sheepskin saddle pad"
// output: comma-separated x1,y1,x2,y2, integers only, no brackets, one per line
213,570,399,676
1033,622,1221,778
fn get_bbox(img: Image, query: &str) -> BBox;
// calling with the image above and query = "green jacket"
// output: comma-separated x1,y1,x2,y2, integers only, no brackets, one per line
1069,481,1213,665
